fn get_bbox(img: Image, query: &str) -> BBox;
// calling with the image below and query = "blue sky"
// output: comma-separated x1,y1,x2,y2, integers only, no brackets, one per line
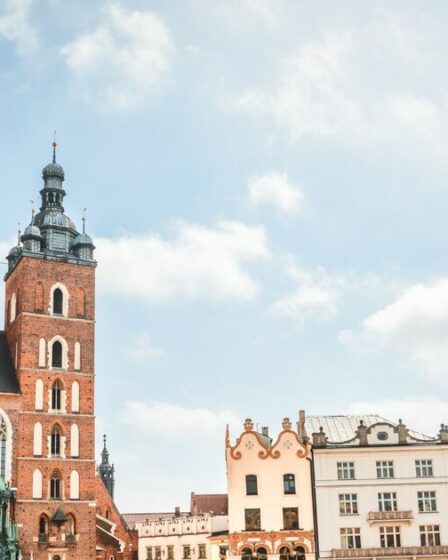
2,0,448,512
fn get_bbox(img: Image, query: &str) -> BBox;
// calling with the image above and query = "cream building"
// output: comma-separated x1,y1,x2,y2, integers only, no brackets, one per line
308,415,448,560
226,416,315,560
125,494,228,560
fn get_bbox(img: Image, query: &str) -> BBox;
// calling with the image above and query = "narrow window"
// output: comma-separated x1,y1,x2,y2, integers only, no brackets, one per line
283,507,299,530
380,526,401,548
183,546,191,559
35,379,44,410
33,422,43,456
245,474,258,495
52,288,63,315
70,470,79,500
71,381,80,413
244,508,261,531
51,381,62,410
50,471,61,499
39,516,47,536
70,424,79,457
51,427,61,456
155,547,162,560
340,528,361,549
146,549,153,560
32,469,42,499
74,341,81,371
167,546,174,560
10,293,16,323
38,338,46,368
283,473,296,494
51,341,62,368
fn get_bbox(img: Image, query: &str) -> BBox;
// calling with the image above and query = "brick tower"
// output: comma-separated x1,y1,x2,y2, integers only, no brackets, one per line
3,143,97,559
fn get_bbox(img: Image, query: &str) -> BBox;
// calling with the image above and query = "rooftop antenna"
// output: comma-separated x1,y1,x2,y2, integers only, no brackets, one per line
29,199,35,222
52,130,57,163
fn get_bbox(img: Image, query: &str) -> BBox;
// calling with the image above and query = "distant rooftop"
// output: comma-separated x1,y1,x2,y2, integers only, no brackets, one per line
122,511,189,529
190,493,228,516
306,414,431,442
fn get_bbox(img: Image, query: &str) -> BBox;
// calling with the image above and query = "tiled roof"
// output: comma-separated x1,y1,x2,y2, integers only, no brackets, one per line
190,493,228,515
0,333,19,394
306,414,431,442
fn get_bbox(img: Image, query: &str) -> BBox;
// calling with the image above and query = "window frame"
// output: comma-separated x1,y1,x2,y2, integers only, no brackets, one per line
379,526,401,548
339,493,358,516
245,474,258,496
420,525,441,546
378,492,398,512
376,461,394,479
283,473,296,495
244,508,261,531
418,491,437,513
337,462,355,480
416,459,433,478
340,528,361,549
282,507,299,530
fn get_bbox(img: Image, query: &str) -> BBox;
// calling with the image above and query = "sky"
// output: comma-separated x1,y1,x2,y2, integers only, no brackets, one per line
2,0,448,512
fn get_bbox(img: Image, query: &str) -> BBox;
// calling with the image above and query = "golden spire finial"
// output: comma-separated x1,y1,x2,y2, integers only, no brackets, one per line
52,130,57,163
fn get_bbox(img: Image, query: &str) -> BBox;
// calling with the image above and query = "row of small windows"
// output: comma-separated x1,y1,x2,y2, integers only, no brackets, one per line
147,545,208,560
35,379,80,413
340,525,441,549
339,490,438,515
38,337,82,370
32,468,79,500
7,283,87,325
33,422,79,458
245,473,296,496
241,547,305,560
244,507,300,531
337,459,434,480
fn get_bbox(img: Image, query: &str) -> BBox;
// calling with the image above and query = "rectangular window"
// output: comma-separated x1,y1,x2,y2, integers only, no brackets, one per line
147,549,153,560
198,545,207,559
340,528,361,549
245,508,261,531
380,526,401,548
337,462,355,480
283,473,296,495
418,491,437,512
416,460,433,478
376,461,394,478
183,546,191,560
167,546,174,560
339,494,358,515
378,492,398,512
420,525,441,546
283,507,299,530
246,475,258,496
155,547,162,560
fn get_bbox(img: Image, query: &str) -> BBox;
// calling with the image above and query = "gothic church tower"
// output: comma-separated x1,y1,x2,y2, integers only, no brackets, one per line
3,144,97,558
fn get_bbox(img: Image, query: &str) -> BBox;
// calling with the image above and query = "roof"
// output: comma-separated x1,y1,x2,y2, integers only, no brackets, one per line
122,512,189,529
190,493,228,515
306,414,431,442
0,333,19,394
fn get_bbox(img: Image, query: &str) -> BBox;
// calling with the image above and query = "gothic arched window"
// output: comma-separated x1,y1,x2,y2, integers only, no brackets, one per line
39,515,48,536
51,381,62,410
51,427,61,456
53,288,63,315
52,341,62,368
50,471,61,499
0,416,7,479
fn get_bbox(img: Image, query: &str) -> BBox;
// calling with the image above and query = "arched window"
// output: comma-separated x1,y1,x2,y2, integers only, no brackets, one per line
70,470,79,500
67,514,76,534
35,379,44,410
38,338,46,368
51,426,61,456
74,341,81,371
33,422,43,456
32,469,42,499
283,473,296,494
256,548,268,560
0,416,7,479
10,293,16,323
51,381,62,410
71,381,80,413
245,474,258,495
51,341,63,368
50,471,62,499
241,548,252,560
294,547,306,560
34,282,44,313
70,424,79,457
52,288,63,315
39,515,48,536
105,508,111,519
76,287,86,317
279,547,292,560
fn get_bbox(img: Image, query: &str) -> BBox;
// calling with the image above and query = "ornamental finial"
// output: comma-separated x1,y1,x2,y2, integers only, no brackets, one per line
82,208,87,234
52,130,57,163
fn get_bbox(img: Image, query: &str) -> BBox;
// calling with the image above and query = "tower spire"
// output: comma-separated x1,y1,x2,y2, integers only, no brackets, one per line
52,131,57,163
99,434,115,498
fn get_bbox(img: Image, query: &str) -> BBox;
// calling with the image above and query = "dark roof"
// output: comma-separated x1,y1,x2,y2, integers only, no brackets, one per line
0,333,19,394
190,493,228,515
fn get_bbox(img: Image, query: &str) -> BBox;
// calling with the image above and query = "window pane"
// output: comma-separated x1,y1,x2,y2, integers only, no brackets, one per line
245,509,261,531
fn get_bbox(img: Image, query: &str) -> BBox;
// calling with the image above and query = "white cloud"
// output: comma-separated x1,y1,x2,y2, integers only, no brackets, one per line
60,3,174,109
96,221,269,304
341,278,448,376
248,172,304,214
121,401,240,437
0,0,38,55
349,397,448,437
127,333,165,360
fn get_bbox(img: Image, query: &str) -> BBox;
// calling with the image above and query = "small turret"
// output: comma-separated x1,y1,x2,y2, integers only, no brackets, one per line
99,435,115,498
21,207,42,253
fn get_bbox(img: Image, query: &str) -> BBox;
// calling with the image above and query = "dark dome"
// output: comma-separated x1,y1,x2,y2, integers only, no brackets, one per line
42,161,65,180
73,232,94,247
22,223,42,239
34,210,76,230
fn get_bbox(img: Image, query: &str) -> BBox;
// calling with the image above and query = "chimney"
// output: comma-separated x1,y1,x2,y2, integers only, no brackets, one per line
297,410,308,441
261,426,269,437
174,507,180,517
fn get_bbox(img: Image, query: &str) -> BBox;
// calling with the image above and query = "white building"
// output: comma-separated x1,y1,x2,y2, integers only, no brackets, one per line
226,416,315,560
125,494,228,560
308,415,448,560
